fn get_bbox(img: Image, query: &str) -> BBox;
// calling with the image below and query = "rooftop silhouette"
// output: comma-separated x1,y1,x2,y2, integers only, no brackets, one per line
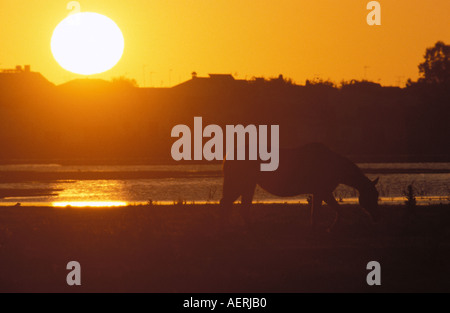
0,41,448,163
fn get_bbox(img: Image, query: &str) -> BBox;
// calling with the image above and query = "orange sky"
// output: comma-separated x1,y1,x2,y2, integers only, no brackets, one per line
0,0,449,87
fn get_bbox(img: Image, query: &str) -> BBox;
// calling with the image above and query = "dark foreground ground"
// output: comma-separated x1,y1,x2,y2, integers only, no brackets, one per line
1,203,450,293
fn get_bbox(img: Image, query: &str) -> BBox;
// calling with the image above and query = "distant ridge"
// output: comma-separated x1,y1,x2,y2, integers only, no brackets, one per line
57,78,112,90
0,69,54,92
0,68,448,162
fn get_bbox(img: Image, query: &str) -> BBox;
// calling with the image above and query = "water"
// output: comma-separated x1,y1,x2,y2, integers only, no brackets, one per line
0,163,449,206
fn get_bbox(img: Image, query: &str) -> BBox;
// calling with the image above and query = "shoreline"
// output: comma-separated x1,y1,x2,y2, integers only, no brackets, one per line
0,167,450,182
1,200,450,209
1,193,450,208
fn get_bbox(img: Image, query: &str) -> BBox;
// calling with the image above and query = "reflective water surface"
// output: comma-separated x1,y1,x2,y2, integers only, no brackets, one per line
0,163,449,206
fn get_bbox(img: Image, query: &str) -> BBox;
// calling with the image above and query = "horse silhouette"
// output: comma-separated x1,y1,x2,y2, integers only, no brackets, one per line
220,143,380,230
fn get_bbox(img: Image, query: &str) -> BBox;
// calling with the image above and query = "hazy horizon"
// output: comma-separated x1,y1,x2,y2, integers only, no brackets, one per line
2,67,418,88
1,0,449,87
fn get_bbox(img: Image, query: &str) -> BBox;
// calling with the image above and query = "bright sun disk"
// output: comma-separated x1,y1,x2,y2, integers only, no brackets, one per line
51,12,124,75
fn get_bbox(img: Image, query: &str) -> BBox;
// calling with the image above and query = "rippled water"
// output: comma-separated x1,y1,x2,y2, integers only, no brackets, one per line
0,163,449,206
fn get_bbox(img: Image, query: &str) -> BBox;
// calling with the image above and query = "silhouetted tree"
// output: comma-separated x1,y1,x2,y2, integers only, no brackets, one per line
111,76,138,88
305,78,335,88
418,41,450,85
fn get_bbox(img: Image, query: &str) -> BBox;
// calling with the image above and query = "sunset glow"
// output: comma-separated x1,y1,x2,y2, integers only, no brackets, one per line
52,201,128,208
1,0,450,295
1,0,448,86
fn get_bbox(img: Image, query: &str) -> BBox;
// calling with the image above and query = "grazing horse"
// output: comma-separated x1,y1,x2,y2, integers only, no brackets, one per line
220,143,380,230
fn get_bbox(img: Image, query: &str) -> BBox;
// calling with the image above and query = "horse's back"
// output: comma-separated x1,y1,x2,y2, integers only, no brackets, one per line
222,142,351,196
258,143,348,195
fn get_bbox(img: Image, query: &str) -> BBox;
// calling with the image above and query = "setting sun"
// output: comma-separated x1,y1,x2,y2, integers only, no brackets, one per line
51,12,124,75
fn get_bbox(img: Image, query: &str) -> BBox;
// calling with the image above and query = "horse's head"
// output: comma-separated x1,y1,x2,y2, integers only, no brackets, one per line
359,177,380,223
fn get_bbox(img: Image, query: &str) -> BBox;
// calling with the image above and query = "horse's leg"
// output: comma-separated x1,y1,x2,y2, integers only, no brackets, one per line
219,195,240,227
323,193,343,232
311,194,323,230
219,176,241,227
240,183,256,228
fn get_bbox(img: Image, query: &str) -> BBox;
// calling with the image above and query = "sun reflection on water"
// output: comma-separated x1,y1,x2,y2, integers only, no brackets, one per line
52,201,128,208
